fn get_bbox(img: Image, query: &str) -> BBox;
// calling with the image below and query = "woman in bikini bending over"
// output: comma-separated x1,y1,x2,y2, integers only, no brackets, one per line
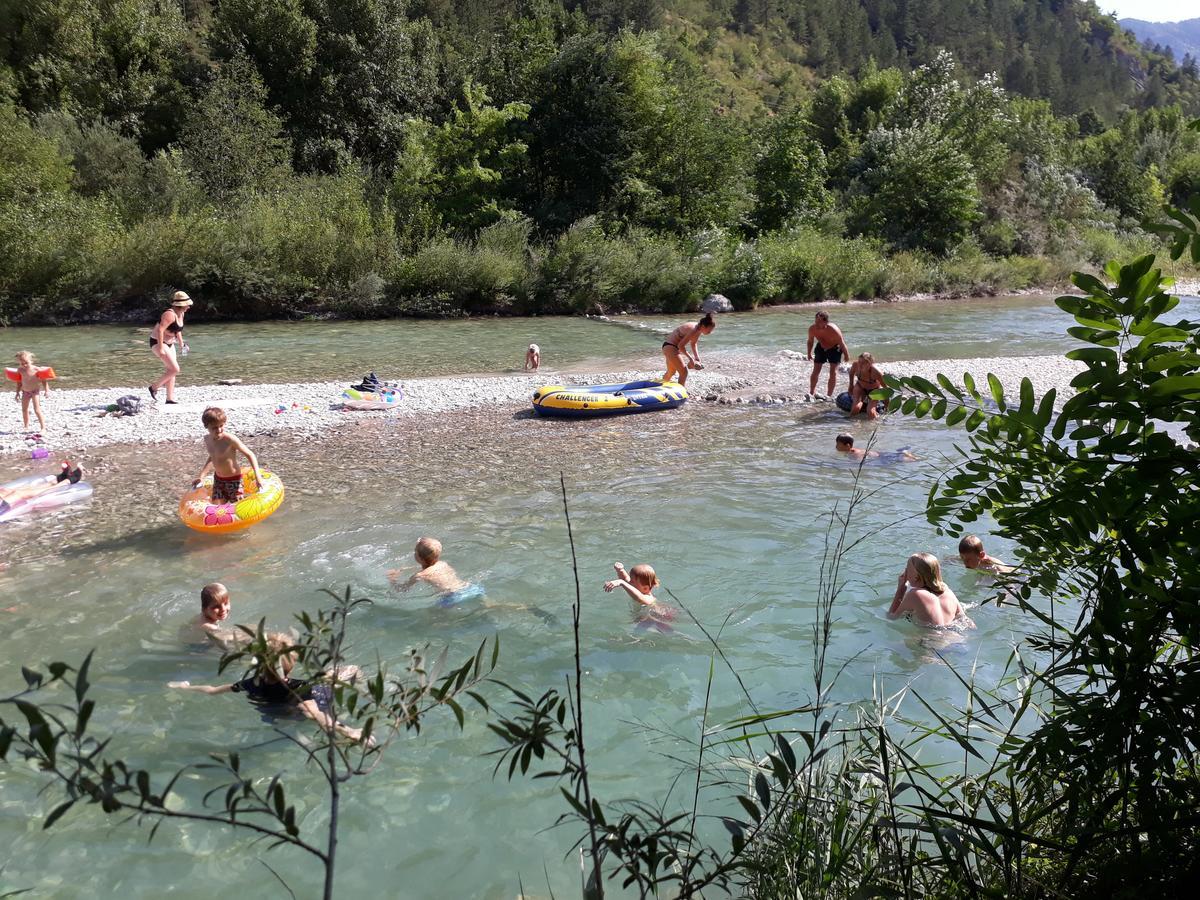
149,290,193,404
848,352,886,419
662,313,716,387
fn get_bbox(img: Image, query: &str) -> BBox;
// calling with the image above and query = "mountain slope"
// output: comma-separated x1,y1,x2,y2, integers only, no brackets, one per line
1121,17,1200,61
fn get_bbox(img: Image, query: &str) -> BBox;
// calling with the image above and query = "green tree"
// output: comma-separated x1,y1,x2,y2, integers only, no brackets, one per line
211,0,442,172
751,111,832,233
847,124,980,253
179,57,291,203
391,80,530,241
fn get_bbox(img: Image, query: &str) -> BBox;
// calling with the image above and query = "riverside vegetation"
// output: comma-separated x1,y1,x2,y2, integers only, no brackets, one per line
4,164,1199,893
3,0,1200,323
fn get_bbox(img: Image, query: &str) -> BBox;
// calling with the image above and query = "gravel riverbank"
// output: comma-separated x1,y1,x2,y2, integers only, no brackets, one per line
0,352,1086,457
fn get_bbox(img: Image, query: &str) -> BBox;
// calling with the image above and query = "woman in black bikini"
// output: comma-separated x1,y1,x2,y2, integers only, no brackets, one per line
662,312,716,387
150,291,192,403
849,352,886,420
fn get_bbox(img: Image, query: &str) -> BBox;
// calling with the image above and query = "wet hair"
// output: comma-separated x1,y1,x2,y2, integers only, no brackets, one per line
629,564,660,590
908,553,947,594
259,633,298,683
415,536,442,565
958,535,984,555
201,407,227,429
15,350,33,365
858,352,874,364
836,433,854,447
698,313,716,330
815,311,829,322
200,582,229,609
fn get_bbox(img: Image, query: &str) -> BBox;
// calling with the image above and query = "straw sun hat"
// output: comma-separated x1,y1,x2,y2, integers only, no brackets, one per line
171,290,194,307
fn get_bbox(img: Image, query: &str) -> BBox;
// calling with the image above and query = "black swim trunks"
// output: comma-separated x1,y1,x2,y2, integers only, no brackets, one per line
814,344,842,365
662,341,678,349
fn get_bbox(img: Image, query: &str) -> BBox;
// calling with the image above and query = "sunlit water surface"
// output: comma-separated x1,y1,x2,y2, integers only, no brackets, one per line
1,293,1195,897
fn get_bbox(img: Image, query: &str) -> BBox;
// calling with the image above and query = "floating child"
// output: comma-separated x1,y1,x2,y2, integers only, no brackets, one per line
169,632,373,744
0,462,84,520
389,537,483,608
834,434,917,462
603,562,677,633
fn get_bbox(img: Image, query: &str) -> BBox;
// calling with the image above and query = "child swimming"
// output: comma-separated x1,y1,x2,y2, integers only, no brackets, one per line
835,433,917,462
183,582,246,649
604,562,677,633
958,535,1013,575
193,407,265,504
169,632,373,744
389,537,482,607
887,552,973,629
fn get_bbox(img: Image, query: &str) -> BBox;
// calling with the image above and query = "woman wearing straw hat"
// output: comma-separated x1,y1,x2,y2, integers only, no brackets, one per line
149,290,193,403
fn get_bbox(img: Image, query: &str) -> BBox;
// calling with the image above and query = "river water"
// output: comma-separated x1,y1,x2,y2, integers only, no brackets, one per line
0,294,1195,898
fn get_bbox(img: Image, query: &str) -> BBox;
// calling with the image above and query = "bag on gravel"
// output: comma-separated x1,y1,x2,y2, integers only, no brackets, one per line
114,395,143,416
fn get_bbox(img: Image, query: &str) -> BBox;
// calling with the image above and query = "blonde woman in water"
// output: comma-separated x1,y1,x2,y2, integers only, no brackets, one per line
887,552,972,628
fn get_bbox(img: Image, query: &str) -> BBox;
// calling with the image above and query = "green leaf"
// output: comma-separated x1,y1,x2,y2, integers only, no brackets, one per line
986,373,1005,407
1065,347,1118,365
1146,375,1200,398
1070,273,1110,296
965,409,986,431
43,801,75,829
945,406,969,427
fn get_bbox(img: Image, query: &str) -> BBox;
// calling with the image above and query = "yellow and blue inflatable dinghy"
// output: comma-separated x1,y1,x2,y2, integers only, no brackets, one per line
532,380,687,418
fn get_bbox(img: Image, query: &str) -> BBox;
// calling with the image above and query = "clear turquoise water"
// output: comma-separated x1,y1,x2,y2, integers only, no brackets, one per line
10,293,1200,390
0,294,1193,897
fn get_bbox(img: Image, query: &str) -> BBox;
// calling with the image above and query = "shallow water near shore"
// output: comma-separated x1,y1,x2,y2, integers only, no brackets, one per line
0,293,1189,897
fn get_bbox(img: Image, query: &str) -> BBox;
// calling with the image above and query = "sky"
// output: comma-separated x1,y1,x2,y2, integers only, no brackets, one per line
1101,1,1197,22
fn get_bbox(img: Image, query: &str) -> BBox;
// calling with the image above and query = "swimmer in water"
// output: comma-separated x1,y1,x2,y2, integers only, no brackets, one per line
835,433,917,462
662,313,716,387
183,582,247,650
604,562,677,633
887,552,973,628
389,536,481,606
169,632,374,744
958,535,1013,575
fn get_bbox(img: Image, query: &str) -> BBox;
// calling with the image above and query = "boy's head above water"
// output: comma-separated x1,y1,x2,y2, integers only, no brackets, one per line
201,406,227,433
835,433,854,451
200,582,230,623
958,534,985,568
629,564,659,591
415,536,442,567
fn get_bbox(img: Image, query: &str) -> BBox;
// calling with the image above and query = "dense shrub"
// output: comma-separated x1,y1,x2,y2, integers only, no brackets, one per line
759,228,890,300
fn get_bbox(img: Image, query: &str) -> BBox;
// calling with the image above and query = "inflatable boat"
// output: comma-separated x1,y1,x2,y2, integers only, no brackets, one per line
532,380,687,418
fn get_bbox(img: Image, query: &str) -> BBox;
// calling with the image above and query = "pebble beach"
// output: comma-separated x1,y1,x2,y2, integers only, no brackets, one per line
0,351,1085,457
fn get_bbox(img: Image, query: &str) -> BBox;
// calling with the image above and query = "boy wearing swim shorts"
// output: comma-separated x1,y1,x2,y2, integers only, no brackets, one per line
194,407,264,503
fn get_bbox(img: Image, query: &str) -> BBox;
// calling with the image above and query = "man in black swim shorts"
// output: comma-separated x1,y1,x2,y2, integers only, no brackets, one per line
806,311,850,397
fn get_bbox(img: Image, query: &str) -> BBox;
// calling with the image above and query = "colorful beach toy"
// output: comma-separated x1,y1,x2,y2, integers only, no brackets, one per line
179,468,285,534
0,473,93,524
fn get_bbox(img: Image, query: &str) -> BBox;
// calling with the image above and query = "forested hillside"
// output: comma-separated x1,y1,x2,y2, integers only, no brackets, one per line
1,0,1198,322
1122,16,1200,67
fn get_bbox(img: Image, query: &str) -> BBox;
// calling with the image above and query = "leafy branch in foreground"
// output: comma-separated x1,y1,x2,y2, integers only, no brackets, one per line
0,586,497,900
880,207,1200,889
